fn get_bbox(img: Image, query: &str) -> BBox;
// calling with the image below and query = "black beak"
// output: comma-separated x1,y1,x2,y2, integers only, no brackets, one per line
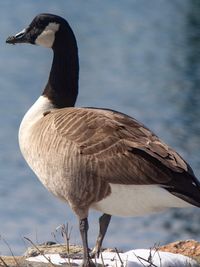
6,29,28,44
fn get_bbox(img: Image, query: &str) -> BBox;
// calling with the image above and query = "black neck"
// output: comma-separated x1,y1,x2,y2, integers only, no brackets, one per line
42,31,79,108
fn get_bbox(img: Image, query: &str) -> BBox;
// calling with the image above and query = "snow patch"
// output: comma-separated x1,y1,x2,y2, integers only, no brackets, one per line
27,248,198,267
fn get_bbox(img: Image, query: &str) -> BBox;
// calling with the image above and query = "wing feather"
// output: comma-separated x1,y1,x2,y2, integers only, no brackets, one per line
44,107,193,185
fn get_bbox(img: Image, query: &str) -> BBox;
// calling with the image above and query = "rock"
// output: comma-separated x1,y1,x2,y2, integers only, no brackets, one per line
24,243,83,259
159,239,200,264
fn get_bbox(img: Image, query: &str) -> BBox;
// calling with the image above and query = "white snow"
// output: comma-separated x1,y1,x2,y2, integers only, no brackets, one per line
26,248,199,267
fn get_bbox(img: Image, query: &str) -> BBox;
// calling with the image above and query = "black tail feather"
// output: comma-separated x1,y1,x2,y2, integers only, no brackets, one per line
165,174,200,208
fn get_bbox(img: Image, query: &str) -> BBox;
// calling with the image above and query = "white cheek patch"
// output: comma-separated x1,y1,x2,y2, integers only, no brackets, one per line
35,22,60,48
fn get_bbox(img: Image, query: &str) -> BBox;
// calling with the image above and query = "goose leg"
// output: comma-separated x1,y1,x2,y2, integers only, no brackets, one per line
79,217,95,267
91,213,111,258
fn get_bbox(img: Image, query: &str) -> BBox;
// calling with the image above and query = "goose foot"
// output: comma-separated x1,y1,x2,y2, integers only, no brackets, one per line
81,259,96,267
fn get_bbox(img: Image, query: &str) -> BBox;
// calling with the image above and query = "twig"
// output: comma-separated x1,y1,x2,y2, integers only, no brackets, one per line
136,255,158,267
51,231,59,245
100,251,105,267
61,224,71,253
131,251,146,267
114,248,124,267
0,256,9,267
51,224,63,245
20,235,29,254
152,247,162,267
60,223,73,266
150,243,163,267
93,255,98,267
24,236,56,267
0,236,19,267
148,247,153,264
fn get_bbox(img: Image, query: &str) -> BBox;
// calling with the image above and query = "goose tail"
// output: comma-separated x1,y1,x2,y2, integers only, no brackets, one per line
166,174,200,208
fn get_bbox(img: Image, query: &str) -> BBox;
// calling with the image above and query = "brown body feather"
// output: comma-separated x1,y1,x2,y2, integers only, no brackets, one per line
20,106,199,218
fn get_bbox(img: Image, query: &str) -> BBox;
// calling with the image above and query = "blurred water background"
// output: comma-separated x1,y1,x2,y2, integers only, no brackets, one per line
0,0,200,256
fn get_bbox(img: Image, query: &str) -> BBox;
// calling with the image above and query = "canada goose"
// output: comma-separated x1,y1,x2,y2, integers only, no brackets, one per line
6,13,200,267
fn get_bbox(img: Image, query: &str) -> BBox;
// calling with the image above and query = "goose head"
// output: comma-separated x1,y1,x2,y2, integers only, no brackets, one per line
6,13,75,49
6,13,79,108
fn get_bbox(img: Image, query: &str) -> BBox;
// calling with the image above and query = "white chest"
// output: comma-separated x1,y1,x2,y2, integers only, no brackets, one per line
18,96,71,201
19,96,54,186
19,96,54,153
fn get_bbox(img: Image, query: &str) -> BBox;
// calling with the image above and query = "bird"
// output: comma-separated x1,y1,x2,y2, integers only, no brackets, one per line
6,13,200,267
